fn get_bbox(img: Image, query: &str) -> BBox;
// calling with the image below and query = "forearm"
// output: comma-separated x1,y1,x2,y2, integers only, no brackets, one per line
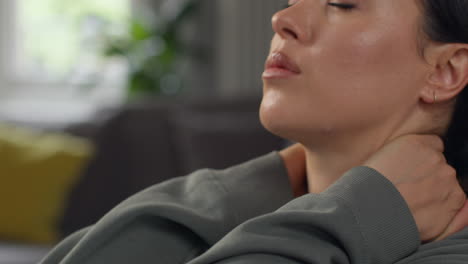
189,167,420,264
40,152,294,264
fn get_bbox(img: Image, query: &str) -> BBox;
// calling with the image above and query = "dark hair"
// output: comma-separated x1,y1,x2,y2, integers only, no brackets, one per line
420,0,468,192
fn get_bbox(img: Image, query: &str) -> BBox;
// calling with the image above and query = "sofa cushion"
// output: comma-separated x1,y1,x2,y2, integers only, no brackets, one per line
0,124,92,244
0,242,51,264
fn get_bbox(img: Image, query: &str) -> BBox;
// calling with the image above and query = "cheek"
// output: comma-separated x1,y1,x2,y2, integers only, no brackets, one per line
305,24,421,114
261,19,425,139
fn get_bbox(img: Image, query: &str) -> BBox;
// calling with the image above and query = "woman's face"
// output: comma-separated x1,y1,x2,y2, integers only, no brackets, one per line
260,0,430,145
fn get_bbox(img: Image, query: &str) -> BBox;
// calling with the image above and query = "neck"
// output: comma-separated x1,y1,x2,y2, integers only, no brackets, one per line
304,129,386,193
303,102,453,193
303,109,416,193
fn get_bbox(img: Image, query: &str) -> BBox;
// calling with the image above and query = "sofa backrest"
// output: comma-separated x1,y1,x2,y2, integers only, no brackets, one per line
59,97,285,237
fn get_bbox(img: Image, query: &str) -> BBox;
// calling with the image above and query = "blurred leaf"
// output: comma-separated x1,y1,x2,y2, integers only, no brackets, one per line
129,71,159,95
102,0,200,98
130,20,152,41
104,38,131,56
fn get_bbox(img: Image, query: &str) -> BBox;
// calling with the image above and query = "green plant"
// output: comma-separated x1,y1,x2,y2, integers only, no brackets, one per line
103,0,199,98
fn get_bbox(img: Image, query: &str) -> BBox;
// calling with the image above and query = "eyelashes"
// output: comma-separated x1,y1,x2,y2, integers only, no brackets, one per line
328,2,356,10
282,2,356,11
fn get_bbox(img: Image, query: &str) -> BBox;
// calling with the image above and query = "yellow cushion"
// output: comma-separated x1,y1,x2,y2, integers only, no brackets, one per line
0,124,93,244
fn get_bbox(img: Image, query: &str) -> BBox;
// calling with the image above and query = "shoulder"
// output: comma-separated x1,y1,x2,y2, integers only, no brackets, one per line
129,151,293,219
128,151,289,203
108,151,293,228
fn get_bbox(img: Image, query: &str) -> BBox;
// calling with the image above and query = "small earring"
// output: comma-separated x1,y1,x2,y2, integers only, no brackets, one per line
433,92,437,104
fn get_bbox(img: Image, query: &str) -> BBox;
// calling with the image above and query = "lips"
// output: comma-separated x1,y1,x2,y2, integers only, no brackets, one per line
265,52,301,74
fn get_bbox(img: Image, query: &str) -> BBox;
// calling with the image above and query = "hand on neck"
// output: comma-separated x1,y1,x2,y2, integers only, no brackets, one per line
303,103,453,194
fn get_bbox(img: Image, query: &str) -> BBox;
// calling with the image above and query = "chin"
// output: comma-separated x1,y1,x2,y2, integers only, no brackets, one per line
259,93,337,145
259,96,301,142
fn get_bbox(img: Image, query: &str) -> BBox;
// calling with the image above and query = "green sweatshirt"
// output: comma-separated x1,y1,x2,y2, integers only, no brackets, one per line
41,152,468,264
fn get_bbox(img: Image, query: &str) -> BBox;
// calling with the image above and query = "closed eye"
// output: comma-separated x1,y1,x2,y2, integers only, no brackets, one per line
328,2,356,10
283,3,356,11
282,2,356,11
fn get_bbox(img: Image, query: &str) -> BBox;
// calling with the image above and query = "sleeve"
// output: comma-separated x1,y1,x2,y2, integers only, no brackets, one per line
39,152,294,264
188,166,421,264
39,228,90,263
394,227,468,264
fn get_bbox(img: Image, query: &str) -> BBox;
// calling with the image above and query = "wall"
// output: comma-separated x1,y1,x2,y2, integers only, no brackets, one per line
214,0,285,98
133,0,286,98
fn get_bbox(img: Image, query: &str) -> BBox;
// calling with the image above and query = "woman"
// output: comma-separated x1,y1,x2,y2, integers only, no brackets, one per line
42,0,468,263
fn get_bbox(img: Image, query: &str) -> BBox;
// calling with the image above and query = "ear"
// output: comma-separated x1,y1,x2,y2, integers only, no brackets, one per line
421,43,468,104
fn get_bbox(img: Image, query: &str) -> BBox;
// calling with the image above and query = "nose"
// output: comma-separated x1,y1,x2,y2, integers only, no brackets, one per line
272,4,314,43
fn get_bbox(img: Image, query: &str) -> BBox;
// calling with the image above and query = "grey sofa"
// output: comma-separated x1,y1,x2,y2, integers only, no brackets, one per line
59,97,285,237
0,243,51,264
0,97,285,263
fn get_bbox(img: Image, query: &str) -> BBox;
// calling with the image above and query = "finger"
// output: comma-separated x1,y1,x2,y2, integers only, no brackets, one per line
280,143,306,162
434,200,468,242
279,143,307,197
449,187,467,211
289,143,306,156
430,135,444,152
418,134,444,152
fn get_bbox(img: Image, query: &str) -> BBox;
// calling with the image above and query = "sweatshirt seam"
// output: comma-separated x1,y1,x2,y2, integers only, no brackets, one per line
327,194,371,264
208,171,241,227
181,245,206,263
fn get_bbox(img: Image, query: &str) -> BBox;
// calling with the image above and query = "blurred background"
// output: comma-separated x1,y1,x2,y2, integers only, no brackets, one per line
0,0,287,128
0,0,289,263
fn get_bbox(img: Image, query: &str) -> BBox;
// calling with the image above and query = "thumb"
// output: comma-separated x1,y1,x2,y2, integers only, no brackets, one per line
279,143,307,197
434,200,468,242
